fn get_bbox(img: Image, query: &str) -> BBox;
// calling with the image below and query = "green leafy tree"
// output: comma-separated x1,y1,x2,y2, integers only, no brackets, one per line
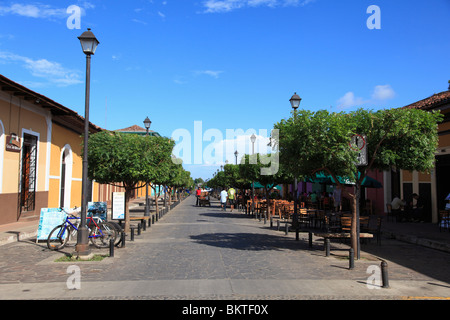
239,153,291,215
274,108,442,254
87,131,174,232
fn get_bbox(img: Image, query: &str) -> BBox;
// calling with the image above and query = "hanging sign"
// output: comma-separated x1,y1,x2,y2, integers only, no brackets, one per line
350,134,368,166
5,135,21,153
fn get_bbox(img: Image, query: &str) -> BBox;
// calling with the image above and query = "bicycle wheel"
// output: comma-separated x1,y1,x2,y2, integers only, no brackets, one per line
106,221,123,246
90,222,117,248
47,224,70,250
64,225,78,247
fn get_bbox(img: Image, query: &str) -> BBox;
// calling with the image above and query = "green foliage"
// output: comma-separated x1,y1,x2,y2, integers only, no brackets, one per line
274,108,443,183
87,131,175,189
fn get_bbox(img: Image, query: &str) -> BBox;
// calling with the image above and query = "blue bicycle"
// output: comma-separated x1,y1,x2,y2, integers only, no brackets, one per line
47,211,117,250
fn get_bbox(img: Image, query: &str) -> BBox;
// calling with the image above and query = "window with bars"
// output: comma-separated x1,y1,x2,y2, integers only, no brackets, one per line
20,134,37,212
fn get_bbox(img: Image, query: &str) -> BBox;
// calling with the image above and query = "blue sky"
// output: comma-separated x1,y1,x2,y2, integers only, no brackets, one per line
1,0,449,180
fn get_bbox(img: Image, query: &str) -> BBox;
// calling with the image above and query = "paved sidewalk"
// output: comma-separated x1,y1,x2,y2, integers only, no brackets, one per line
0,195,449,301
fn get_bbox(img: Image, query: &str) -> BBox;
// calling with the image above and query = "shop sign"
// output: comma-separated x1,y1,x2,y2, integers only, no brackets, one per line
5,135,21,153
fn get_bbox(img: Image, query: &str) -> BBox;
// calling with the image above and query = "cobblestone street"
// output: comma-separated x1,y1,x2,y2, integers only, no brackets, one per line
0,196,449,302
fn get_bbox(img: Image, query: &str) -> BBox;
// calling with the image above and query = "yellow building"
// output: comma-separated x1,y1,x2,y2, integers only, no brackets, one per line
0,74,102,225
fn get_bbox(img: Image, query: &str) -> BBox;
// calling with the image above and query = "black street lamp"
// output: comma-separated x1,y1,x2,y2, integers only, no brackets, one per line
234,150,239,165
289,92,301,240
250,134,256,215
143,116,152,216
76,28,99,258
290,92,301,111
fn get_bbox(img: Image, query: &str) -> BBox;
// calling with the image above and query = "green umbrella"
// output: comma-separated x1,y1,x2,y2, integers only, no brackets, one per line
253,182,282,190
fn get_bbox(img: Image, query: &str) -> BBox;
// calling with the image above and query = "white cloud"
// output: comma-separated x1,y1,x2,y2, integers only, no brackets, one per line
195,70,224,79
0,2,94,19
0,51,82,86
337,92,367,109
132,18,148,25
372,84,395,100
337,84,396,109
202,0,314,13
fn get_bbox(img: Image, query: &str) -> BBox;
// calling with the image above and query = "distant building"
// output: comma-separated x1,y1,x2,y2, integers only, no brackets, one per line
115,124,161,137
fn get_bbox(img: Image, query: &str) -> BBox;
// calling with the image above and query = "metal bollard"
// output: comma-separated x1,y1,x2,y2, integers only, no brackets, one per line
131,228,135,241
381,261,390,288
349,248,354,269
325,238,330,257
285,222,288,235
109,238,114,257
142,220,146,231
138,223,141,235
295,228,299,241
309,232,312,248
121,231,126,248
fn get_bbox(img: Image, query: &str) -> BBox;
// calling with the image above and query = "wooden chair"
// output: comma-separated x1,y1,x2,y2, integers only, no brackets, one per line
340,216,352,232
362,216,383,245
297,207,310,228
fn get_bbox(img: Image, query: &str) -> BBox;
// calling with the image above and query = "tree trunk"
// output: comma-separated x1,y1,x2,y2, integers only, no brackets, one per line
154,188,159,216
124,188,131,233
350,185,361,259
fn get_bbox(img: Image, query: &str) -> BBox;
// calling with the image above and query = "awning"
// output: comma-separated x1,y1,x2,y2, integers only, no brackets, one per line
307,172,382,188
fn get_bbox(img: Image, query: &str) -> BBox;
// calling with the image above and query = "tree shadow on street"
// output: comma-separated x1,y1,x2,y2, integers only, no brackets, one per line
190,232,310,251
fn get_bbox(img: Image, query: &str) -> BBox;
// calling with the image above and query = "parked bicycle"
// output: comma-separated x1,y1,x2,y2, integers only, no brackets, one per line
47,208,117,250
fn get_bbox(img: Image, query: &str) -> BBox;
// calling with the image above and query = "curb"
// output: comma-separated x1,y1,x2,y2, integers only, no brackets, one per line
382,230,450,253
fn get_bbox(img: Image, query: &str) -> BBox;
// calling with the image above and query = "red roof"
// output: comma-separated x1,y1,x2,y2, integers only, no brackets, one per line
403,90,450,110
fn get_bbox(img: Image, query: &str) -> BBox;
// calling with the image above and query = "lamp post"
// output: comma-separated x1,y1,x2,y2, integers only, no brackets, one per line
289,92,301,239
250,134,256,215
234,150,239,165
143,116,152,216
76,28,99,258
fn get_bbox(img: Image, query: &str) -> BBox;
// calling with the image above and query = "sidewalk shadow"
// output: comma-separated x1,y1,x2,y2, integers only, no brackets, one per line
190,232,309,251
199,212,250,219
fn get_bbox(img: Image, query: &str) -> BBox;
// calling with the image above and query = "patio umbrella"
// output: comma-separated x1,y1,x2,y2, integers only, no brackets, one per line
307,172,382,188
253,182,282,190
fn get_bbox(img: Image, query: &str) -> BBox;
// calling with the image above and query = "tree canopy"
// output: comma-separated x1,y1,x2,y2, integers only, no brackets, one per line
274,107,442,252
87,131,176,231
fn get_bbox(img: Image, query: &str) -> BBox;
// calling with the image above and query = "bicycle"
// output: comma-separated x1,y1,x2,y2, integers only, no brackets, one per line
47,208,117,250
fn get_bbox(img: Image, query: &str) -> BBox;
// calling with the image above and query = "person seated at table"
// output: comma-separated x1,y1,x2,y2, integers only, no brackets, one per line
391,195,405,221
310,191,318,204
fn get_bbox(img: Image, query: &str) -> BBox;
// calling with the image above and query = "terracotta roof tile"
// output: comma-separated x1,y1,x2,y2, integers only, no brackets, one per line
403,90,450,110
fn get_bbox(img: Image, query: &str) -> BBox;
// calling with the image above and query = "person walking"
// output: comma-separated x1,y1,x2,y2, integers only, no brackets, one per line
196,187,202,206
228,187,236,212
220,189,228,211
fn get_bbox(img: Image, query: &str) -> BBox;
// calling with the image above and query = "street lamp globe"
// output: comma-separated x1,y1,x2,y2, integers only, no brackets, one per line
78,28,100,55
250,134,256,144
143,117,152,131
289,92,302,110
